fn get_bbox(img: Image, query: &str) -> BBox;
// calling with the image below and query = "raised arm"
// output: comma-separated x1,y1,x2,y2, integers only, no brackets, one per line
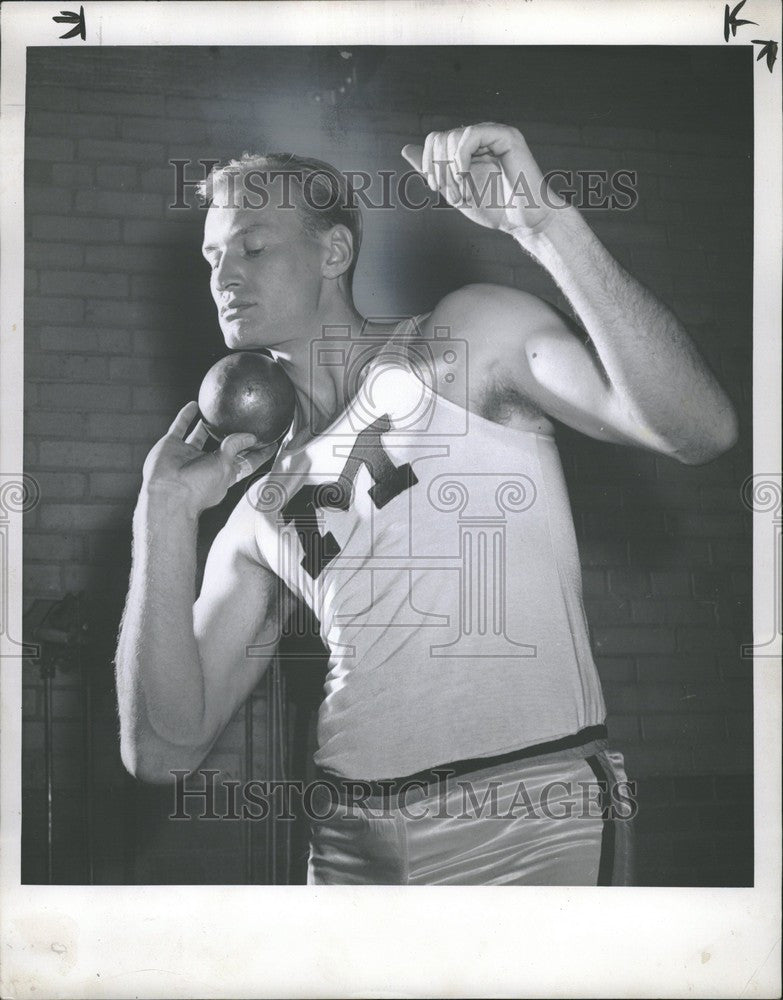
403,123,738,465
115,402,282,784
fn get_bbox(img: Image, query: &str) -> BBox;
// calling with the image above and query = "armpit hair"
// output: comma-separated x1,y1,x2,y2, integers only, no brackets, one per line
479,368,545,426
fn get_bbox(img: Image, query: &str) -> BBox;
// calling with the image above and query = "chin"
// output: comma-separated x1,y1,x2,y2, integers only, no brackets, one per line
222,331,246,349
221,324,266,351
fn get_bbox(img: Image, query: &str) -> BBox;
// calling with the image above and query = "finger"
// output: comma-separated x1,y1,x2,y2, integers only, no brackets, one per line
435,131,456,197
455,125,479,176
231,442,278,484
220,433,261,485
185,418,211,449
401,143,424,172
445,129,464,205
238,441,279,471
220,432,259,459
457,121,515,170
422,131,437,191
167,400,199,438
431,131,449,195
230,453,254,485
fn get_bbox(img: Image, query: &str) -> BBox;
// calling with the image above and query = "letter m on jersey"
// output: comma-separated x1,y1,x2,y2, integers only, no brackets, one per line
281,416,418,579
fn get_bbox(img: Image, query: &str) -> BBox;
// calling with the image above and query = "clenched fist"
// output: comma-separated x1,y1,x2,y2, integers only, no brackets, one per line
402,122,567,237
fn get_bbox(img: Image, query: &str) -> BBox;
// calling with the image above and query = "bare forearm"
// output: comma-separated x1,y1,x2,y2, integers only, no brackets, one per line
513,205,738,462
115,486,208,752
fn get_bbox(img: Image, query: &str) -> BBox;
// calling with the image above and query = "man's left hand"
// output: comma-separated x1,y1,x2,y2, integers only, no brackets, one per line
402,122,565,237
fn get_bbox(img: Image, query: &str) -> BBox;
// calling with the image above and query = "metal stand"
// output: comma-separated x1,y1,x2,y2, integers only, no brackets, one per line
264,658,290,884
40,657,55,883
243,694,255,882
26,593,91,884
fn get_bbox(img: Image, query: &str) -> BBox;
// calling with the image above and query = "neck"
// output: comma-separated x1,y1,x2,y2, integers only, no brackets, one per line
266,296,399,448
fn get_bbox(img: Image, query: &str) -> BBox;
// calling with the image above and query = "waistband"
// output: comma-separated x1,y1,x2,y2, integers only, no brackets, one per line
316,725,609,805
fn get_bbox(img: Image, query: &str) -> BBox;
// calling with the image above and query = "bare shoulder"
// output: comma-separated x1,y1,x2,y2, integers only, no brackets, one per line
424,282,566,348
419,283,574,431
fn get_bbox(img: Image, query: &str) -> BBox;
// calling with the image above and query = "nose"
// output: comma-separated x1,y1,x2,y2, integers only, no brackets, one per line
213,253,242,292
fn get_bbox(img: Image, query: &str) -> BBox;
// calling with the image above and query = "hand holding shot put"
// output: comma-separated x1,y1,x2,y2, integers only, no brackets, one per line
141,401,270,518
142,353,297,518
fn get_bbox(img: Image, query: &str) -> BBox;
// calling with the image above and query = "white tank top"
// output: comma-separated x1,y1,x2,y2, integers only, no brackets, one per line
251,318,606,779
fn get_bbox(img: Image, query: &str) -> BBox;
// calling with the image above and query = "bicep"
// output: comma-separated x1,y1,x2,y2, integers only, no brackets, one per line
448,284,665,452
193,514,290,736
521,315,648,447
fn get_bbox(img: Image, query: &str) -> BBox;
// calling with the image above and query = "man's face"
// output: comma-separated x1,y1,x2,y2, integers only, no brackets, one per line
202,190,326,349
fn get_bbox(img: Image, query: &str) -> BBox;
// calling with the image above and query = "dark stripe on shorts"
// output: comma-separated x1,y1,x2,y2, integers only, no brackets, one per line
586,753,616,886
318,724,609,804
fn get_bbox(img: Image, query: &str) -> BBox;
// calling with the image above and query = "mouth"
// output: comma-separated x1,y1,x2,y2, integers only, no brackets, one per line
221,302,255,319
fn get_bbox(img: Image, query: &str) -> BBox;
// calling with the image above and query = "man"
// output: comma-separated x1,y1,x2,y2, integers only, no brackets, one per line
115,123,738,885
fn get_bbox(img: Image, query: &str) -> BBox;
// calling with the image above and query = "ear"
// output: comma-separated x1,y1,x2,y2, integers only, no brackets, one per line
321,224,354,280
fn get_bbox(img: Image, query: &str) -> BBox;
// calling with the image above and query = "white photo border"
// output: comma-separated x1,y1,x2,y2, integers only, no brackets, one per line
1,1,780,997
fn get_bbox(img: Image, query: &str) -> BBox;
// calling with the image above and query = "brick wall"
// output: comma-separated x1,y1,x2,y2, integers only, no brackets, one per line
22,46,753,885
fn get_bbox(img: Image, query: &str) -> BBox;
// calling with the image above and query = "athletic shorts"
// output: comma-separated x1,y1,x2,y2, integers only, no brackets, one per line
307,737,635,886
